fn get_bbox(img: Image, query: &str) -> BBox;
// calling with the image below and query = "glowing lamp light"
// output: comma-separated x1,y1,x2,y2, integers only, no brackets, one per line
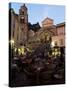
18,46,25,55
55,51,58,56
14,48,17,52
18,48,21,55
10,39,14,48
10,39,14,45
21,47,25,54
18,48,21,52
51,41,55,47
59,52,61,55
52,52,54,55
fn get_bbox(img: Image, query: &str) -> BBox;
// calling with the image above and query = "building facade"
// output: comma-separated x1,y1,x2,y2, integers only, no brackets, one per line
40,17,65,48
10,4,28,49
28,17,65,49
10,8,19,48
9,4,65,53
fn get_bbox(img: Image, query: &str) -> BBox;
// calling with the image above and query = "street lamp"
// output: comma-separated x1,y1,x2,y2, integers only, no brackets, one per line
10,39,14,47
52,46,61,57
51,41,61,57
51,41,55,47
17,45,26,56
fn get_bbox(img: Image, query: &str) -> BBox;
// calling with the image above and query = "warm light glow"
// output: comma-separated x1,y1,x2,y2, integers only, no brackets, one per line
18,49,21,52
14,48,17,52
18,46,26,55
59,52,61,55
52,52,54,55
51,41,55,47
55,51,58,56
52,50,61,56
55,49,58,52
10,39,14,45
18,48,21,55
21,47,25,55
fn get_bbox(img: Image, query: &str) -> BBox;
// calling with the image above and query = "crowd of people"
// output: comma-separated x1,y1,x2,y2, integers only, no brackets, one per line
10,42,65,86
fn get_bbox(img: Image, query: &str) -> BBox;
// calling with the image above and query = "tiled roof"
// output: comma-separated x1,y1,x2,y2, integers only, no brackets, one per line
56,22,65,27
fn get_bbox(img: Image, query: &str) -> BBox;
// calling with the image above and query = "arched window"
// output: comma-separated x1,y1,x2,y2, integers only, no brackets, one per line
22,11,24,15
20,18,25,23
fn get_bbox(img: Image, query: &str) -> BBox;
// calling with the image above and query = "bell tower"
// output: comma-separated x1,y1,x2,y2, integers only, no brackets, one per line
19,4,28,45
